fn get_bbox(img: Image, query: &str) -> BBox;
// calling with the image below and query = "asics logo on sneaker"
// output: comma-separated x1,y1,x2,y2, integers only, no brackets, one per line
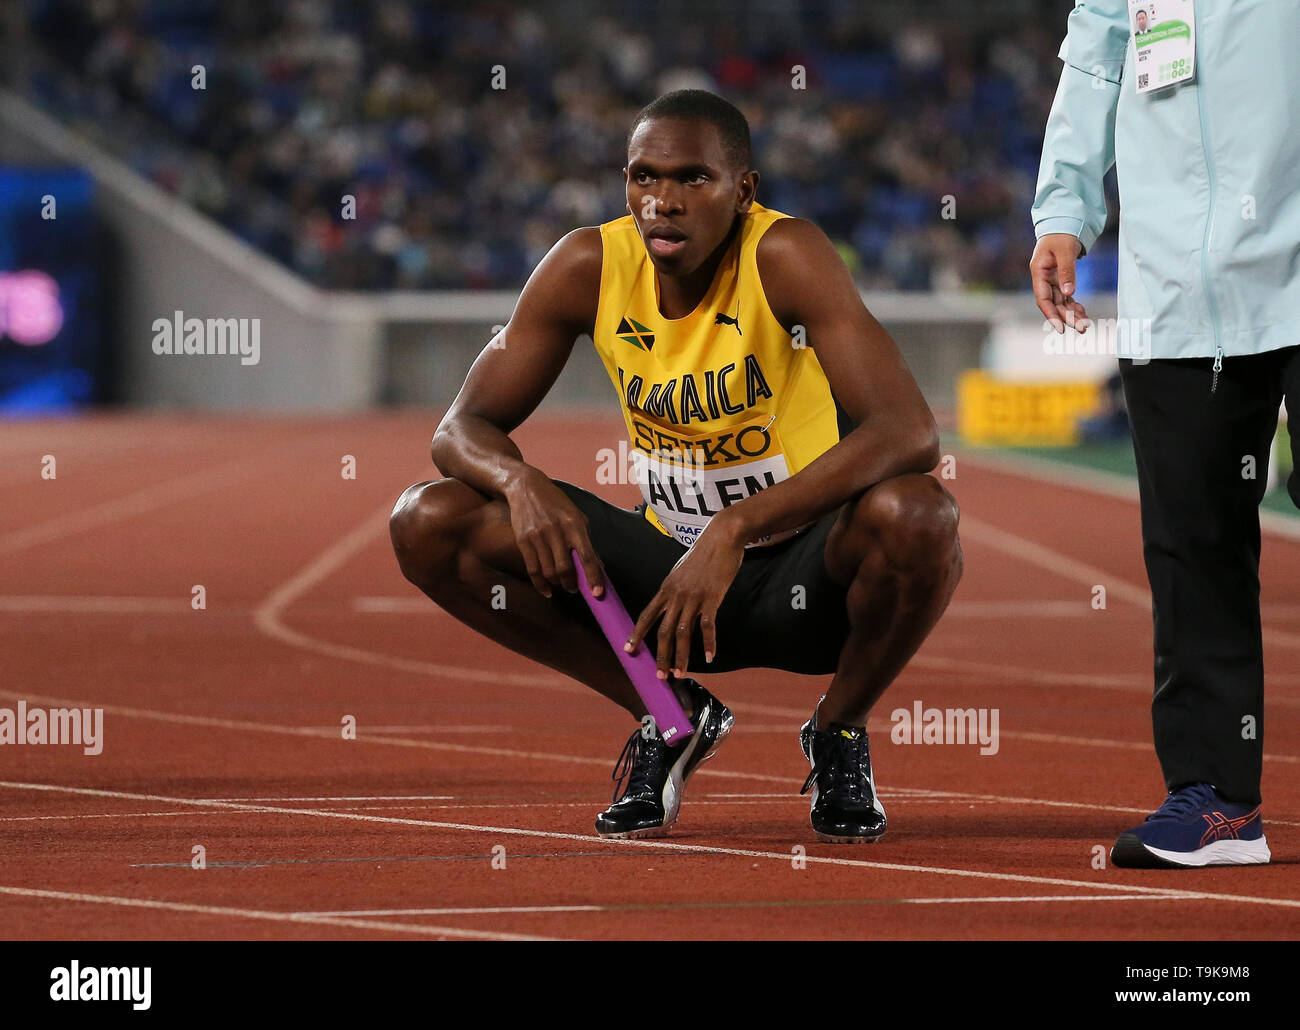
1198,807,1259,847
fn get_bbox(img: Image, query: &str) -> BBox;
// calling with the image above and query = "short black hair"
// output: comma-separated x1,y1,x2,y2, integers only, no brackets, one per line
627,89,753,172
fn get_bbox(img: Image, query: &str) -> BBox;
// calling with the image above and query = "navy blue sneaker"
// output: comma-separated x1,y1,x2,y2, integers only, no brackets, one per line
1111,783,1271,868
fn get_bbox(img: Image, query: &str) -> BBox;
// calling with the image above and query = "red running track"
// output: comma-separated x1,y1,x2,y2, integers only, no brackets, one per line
0,412,1296,940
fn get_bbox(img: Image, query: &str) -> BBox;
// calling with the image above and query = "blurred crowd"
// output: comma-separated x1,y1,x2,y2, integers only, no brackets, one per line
7,0,1119,292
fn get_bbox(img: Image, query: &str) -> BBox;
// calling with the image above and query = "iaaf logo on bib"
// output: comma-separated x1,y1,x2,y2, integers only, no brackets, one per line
151,309,260,365
50,961,151,1010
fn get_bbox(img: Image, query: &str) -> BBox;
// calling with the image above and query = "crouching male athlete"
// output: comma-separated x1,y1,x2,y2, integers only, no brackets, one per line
390,90,962,843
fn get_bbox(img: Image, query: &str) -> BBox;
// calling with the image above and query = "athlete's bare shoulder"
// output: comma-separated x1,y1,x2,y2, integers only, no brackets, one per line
551,224,604,277
525,225,604,336
753,216,852,331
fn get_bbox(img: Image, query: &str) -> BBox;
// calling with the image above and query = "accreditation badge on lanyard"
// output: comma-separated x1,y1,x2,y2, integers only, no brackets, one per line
1129,0,1196,93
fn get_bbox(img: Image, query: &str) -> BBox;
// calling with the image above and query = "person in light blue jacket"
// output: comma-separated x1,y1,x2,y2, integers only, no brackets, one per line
1030,0,1300,868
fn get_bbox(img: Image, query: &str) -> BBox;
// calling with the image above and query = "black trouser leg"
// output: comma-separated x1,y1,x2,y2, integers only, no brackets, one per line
1118,351,1288,806
1283,349,1300,512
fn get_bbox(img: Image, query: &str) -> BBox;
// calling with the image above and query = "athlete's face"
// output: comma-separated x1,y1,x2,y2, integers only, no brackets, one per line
624,117,758,277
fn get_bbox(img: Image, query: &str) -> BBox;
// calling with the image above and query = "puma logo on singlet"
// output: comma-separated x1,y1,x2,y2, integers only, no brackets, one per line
714,305,742,335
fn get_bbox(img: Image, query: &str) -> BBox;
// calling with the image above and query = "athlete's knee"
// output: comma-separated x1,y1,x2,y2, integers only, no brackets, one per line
853,473,961,574
389,478,486,585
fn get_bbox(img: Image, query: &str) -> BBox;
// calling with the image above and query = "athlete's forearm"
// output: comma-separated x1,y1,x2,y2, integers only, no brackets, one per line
430,414,539,502
713,419,939,544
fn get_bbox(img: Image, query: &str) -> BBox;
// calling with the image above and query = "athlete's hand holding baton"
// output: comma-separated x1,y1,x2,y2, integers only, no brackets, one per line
503,467,606,599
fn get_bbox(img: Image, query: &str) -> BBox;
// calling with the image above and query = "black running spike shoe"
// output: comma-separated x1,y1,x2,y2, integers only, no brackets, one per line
594,678,733,839
799,715,887,843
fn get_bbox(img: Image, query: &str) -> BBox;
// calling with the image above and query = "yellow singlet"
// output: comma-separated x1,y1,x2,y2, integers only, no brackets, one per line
592,202,845,548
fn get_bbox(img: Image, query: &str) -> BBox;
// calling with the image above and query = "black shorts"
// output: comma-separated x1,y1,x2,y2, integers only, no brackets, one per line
550,479,852,676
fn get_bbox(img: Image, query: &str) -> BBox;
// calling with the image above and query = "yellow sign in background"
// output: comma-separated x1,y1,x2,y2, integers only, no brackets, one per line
958,370,1102,446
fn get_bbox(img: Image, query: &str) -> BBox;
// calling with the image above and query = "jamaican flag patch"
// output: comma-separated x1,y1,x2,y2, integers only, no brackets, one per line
617,316,655,351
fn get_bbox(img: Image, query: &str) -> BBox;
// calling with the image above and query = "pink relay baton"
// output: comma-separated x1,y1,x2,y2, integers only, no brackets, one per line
570,548,695,746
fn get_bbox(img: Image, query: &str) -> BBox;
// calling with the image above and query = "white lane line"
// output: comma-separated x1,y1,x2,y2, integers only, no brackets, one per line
957,447,1300,543
320,796,1285,829
7,780,1299,911
0,436,227,488
0,686,663,776
0,801,780,820
1256,603,1300,618
0,885,558,941
251,509,586,693
0,457,255,557
4,686,1298,812
0,598,527,620
900,894,1163,904
0,420,224,458
730,699,822,719
341,799,1002,811
0,686,736,775
34,587,1298,698
298,904,603,917
295,894,1171,918
910,654,1300,710
353,596,1100,619
958,514,1154,609
702,793,804,798
945,600,1093,617
914,656,1148,691
1004,729,1299,765
0,811,209,823
362,726,512,734
249,507,1300,708
343,800,808,811
196,795,458,802
0,596,190,614
11,798,1296,828
960,493,1300,651
260,512,1182,711
742,721,1300,763
353,597,438,613
0,788,968,820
